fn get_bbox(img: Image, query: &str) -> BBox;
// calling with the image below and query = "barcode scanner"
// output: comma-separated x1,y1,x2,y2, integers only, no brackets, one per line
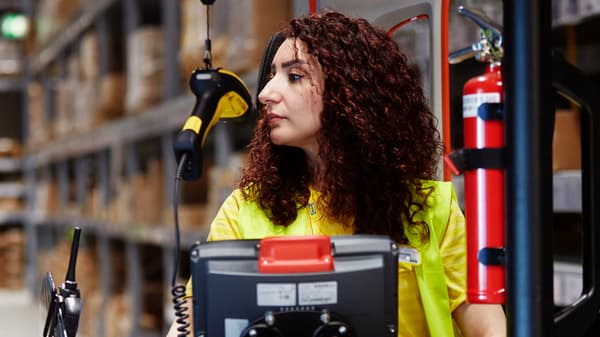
174,67,253,181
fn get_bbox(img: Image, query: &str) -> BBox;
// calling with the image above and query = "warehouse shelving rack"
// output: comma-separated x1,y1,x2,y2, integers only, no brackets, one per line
0,0,28,294
21,0,262,336
0,77,24,91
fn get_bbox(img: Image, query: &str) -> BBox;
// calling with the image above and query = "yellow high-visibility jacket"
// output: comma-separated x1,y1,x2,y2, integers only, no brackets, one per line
189,180,466,337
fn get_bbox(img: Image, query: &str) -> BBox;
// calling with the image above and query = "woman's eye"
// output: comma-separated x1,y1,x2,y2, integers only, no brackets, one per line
288,73,303,82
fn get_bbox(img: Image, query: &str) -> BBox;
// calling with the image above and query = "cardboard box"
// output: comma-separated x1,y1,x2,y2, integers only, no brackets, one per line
80,31,99,81
125,26,165,114
0,138,21,157
553,109,581,171
226,0,291,73
95,73,125,125
132,158,164,225
27,82,48,147
179,0,229,77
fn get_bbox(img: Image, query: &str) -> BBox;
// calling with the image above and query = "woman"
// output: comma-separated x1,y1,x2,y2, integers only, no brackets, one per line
168,10,506,337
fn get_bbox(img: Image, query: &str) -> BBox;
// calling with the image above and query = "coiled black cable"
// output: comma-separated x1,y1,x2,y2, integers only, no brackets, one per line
172,284,190,337
172,153,190,337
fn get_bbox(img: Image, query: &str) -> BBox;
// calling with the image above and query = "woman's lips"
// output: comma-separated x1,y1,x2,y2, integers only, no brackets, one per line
267,113,285,124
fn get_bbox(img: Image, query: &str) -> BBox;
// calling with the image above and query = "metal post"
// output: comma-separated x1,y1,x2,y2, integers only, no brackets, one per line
24,168,38,295
75,157,89,222
504,0,554,336
125,240,142,337
96,15,109,77
123,0,139,35
57,161,70,217
125,143,142,337
96,150,112,337
162,134,176,224
161,0,182,99
161,133,177,330
214,123,232,168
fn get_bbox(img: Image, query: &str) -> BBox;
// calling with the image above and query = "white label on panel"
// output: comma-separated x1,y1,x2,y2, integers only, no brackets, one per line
463,93,501,118
256,283,296,306
225,318,248,337
298,281,338,306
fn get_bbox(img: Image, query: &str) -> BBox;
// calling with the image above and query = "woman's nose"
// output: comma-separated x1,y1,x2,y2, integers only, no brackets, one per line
258,77,279,105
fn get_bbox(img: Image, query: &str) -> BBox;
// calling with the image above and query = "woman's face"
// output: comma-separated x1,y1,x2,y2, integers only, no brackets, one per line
258,38,324,156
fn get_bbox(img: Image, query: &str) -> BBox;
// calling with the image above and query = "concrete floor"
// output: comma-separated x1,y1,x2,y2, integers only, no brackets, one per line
0,288,43,337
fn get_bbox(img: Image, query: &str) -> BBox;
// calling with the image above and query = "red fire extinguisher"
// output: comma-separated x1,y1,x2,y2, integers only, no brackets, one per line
446,6,505,304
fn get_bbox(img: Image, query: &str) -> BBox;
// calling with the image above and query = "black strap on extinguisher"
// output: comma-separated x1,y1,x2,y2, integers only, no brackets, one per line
477,102,504,121
445,102,506,175
447,147,505,172
478,247,506,266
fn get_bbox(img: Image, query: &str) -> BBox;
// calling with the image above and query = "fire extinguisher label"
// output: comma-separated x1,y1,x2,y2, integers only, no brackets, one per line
463,93,501,118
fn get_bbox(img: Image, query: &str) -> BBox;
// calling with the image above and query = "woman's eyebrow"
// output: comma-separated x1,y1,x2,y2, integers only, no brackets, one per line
271,59,308,72
282,59,305,68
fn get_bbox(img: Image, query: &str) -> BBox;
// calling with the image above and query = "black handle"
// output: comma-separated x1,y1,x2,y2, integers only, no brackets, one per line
551,51,600,336
61,227,82,337
64,227,81,286
173,69,219,181
457,6,502,38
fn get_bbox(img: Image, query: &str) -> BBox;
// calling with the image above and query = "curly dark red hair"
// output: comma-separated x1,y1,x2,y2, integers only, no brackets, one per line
240,11,443,244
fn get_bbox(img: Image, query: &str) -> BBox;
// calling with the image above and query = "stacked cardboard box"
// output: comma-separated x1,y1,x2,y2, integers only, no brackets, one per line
26,82,47,148
106,177,132,227
0,138,23,214
72,32,100,133
96,73,126,124
0,39,22,75
225,0,291,73
104,292,132,337
0,229,25,289
205,152,248,221
132,157,164,226
37,239,99,298
79,289,103,337
125,26,165,114
179,0,230,78
34,0,84,47
179,0,292,77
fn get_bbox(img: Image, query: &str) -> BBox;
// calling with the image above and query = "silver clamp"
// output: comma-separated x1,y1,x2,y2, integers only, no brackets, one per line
449,6,503,65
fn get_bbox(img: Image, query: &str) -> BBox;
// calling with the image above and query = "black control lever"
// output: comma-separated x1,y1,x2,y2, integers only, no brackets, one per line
60,227,82,337
41,227,83,337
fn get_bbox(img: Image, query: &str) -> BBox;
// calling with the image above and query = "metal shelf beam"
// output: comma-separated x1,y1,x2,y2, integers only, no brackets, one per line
0,211,24,224
0,158,21,172
0,181,25,197
29,215,207,248
24,68,257,169
24,94,193,168
28,0,120,74
0,77,24,91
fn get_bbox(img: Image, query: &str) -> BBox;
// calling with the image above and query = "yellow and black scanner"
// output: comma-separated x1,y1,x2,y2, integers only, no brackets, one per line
174,67,252,181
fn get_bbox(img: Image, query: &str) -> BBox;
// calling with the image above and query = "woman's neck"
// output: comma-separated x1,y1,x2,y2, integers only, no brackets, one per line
304,149,324,191
309,164,326,193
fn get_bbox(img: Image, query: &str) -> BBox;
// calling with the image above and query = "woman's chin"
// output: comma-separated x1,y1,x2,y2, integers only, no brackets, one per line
269,132,286,146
